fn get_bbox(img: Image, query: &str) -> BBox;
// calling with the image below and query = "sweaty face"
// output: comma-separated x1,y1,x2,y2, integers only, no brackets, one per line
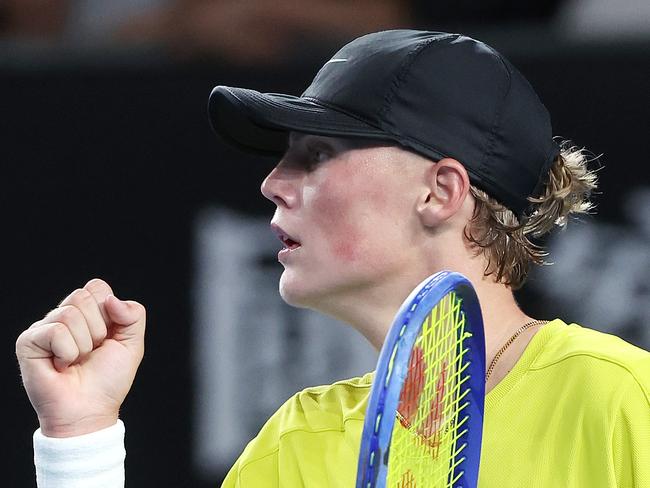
261,133,429,316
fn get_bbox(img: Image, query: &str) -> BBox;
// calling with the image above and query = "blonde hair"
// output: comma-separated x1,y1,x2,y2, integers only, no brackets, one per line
464,140,599,289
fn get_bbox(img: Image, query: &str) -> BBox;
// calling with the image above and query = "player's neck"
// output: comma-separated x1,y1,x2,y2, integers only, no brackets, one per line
340,268,541,391
319,270,432,351
457,271,543,392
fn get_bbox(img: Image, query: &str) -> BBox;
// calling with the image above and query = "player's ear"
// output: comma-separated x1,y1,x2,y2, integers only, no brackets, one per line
417,158,471,227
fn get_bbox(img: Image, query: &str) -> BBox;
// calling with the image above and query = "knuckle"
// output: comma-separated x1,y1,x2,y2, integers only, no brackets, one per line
29,318,44,330
131,301,146,316
50,321,69,336
50,322,78,354
69,288,94,306
15,329,30,350
57,305,82,324
84,278,113,297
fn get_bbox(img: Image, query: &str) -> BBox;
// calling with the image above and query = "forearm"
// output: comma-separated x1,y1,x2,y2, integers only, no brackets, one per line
34,420,125,488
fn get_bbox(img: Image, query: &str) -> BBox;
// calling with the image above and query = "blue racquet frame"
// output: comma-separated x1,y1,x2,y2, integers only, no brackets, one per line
356,271,485,488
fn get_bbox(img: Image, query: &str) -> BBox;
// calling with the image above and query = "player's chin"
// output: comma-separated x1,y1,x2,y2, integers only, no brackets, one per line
278,273,319,309
278,282,308,308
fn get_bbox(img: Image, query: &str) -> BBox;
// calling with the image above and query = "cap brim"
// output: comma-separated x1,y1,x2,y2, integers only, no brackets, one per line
208,86,390,156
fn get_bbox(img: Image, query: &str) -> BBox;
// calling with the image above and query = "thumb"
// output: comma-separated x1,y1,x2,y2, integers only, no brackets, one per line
104,295,146,346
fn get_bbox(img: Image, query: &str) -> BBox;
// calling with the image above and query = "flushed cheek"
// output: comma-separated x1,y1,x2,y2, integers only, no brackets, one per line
312,203,363,263
308,183,366,264
313,202,393,266
328,222,393,269
306,163,393,265
331,227,362,262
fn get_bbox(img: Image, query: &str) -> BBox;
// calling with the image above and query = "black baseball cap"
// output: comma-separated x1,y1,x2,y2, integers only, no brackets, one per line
208,30,559,216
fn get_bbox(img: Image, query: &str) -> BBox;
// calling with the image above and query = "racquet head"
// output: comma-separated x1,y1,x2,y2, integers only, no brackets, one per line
356,271,485,488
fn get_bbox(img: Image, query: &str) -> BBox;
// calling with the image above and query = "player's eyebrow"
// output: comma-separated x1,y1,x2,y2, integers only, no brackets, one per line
286,133,335,156
287,132,308,148
287,131,394,153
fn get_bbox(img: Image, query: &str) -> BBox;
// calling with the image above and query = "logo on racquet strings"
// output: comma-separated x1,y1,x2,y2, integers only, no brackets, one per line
397,344,452,457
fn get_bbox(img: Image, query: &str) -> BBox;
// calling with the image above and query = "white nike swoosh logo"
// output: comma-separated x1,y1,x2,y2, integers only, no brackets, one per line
325,58,348,64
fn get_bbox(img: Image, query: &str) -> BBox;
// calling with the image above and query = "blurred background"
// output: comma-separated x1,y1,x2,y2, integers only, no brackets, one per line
3,1,649,486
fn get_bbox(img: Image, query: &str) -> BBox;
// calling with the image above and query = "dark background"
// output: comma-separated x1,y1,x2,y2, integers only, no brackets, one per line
2,4,649,487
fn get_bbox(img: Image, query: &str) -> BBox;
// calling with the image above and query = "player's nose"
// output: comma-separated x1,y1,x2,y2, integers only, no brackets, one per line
260,165,299,208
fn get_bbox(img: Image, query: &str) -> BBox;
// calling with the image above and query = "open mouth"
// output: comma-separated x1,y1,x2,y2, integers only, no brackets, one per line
271,223,301,250
281,236,301,250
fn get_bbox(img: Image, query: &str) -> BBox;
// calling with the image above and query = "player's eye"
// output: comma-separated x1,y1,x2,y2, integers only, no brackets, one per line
306,144,331,168
312,149,326,162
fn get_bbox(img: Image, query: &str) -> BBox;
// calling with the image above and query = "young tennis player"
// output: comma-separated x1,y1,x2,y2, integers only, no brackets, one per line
16,30,650,487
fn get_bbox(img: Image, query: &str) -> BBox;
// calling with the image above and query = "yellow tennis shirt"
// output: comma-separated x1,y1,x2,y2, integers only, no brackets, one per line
222,320,650,487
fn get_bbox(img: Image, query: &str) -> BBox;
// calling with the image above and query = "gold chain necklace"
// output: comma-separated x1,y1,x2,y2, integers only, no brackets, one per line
485,320,548,382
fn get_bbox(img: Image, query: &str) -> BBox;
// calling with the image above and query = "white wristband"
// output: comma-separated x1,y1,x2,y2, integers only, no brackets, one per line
33,420,125,488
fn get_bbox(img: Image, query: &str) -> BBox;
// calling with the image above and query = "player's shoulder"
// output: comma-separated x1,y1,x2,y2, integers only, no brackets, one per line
274,372,374,435
537,319,650,366
232,374,374,480
533,319,650,394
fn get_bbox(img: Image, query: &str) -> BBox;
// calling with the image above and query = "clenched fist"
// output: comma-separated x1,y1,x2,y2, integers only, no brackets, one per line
15,278,146,438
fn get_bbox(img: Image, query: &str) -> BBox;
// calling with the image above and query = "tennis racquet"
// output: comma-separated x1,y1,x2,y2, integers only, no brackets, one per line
356,271,485,488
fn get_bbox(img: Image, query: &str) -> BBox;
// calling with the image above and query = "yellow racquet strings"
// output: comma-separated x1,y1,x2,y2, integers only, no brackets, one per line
386,292,472,488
